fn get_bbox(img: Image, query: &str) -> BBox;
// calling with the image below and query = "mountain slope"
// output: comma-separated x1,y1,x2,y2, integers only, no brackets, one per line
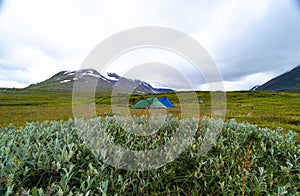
27,69,170,94
255,65,300,93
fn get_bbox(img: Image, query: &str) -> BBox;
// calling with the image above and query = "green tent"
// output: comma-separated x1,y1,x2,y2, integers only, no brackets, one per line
132,97,167,109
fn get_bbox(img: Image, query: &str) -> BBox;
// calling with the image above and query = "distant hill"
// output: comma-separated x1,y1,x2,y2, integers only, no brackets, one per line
254,65,300,93
155,88,174,93
26,69,173,94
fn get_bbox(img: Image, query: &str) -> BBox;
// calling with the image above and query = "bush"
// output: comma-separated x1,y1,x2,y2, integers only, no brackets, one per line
0,117,299,195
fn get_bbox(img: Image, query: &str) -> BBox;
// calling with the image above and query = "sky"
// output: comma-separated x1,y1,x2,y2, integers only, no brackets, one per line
0,0,300,91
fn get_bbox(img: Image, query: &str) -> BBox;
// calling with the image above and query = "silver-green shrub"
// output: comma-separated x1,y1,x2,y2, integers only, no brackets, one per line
0,117,299,195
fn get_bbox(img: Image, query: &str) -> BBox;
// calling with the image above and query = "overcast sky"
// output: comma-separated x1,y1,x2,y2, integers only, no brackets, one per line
0,0,300,90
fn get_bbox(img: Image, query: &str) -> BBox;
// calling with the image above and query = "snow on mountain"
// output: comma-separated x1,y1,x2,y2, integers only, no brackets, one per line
63,71,75,76
79,70,101,78
249,85,260,91
106,73,120,81
27,69,172,94
60,79,71,84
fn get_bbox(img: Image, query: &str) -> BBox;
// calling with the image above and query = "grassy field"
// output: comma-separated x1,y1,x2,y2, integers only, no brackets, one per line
1,90,299,135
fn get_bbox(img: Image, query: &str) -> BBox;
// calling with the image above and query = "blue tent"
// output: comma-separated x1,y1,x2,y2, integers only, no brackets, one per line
158,96,174,108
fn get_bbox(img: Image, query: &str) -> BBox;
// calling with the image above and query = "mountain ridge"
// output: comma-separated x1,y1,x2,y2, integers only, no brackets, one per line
254,65,300,93
26,69,174,94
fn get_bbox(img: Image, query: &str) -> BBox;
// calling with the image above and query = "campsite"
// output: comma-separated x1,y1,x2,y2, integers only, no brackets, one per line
1,1,300,195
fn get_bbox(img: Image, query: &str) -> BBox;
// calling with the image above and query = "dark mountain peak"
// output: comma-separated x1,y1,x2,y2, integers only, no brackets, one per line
107,72,120,79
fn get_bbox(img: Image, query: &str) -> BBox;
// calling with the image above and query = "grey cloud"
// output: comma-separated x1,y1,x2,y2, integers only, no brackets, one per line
1,0,300,90
214,1,300,82
0,67,29,83
123,62,198,89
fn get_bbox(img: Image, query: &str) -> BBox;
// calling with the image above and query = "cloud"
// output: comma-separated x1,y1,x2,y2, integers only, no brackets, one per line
208,0,300,81
0,0,300,90
198,71,277,91
0,0,3,11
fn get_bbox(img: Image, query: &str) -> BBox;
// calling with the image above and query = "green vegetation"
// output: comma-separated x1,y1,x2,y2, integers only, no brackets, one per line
225,91,300,132
1,117,299,195
0,90,299,135
0,90,72,127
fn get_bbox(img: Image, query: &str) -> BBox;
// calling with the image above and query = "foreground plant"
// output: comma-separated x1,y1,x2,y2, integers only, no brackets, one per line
0,116,299,195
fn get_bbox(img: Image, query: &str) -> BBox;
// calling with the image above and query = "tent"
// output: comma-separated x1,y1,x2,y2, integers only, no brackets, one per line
158,96,175,108
132,97,167,109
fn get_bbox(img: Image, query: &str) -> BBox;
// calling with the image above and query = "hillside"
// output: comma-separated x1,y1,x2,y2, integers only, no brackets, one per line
26,69,172,94
255,65,300,92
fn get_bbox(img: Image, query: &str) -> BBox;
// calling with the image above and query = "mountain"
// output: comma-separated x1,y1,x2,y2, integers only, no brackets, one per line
27,69,172,94
255,65,300,93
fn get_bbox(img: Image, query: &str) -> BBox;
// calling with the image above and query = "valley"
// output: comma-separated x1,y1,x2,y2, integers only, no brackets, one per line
1,89,299,136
